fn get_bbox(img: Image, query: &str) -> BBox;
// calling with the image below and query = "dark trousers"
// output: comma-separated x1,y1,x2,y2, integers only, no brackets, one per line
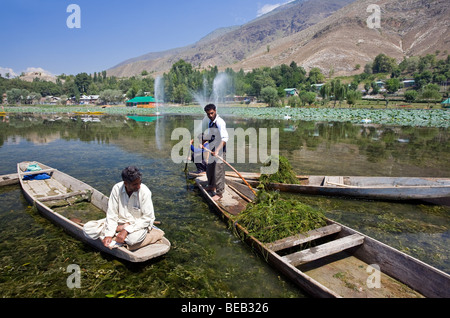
206,152,226,196
191,153,207,172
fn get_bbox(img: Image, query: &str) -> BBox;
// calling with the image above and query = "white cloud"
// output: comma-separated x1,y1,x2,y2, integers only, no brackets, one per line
257,0,295,17
0,67,18,78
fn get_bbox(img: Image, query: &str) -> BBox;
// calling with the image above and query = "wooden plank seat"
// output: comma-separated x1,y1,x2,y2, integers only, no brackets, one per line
20,168,56,176
282,234,364,267
39,190,91,202
266,224,342,252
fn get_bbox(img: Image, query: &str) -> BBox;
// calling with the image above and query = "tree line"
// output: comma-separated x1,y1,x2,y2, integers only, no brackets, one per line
1,52,448,106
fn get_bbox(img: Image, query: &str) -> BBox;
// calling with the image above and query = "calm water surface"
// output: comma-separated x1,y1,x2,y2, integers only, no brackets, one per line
0,112,448,298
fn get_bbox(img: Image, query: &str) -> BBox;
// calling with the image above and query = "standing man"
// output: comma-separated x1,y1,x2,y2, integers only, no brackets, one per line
203,104,229,201
83,166,164,250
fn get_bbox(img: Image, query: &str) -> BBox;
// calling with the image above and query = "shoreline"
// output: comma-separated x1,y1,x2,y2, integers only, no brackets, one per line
1,105,449,128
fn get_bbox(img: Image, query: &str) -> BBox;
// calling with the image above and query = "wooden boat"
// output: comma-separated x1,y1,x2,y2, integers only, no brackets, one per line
195,175,450,298
73,111,105,115
0,173,19,187
18,161,170,263
224,172,450,202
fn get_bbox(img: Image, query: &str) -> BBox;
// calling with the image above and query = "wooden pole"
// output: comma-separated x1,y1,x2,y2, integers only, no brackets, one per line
201,146,257,196
184,148,191,172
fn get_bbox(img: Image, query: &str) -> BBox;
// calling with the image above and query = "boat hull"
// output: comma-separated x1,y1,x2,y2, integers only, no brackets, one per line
196,176,450,298
18,161,170,263
224,173,450,201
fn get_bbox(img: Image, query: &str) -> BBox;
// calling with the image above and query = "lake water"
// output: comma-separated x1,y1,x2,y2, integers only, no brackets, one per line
0,112,449,298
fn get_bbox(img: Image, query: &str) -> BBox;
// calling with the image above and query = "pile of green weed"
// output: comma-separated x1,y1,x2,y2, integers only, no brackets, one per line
259,155,299,186
234,190,327,243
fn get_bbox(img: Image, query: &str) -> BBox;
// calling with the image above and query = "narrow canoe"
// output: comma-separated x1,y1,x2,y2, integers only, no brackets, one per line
224,172,450,202
18,161,170,263
195,176,450,298
0,173,19,187
73,111,105,115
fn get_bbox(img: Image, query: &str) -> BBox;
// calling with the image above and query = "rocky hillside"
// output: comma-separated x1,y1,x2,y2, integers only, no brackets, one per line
107,0,354,77
107,0,449,78
233,0,450,76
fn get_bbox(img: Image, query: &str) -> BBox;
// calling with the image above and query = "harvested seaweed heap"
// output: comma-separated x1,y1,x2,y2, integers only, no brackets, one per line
234,190,327,243
234,155,327,243
259,155,300,186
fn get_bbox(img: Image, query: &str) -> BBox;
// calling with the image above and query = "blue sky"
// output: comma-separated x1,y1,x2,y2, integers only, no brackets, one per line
0,0,294,76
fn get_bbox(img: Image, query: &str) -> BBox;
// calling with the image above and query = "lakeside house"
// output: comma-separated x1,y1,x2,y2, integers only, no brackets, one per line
126,96,157,108
39,96,61,105
403,79,415,88
284,88,299,97
311,84,324,91
80,95,99,105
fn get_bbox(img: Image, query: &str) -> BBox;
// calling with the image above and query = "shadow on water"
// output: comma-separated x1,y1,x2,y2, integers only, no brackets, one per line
0,113,448,298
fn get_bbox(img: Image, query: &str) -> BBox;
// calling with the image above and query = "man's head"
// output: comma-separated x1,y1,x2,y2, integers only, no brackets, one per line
204,104,217,122
122,166,142,193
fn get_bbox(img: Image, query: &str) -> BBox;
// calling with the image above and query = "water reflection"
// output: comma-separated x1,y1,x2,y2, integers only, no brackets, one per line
0,113,449,298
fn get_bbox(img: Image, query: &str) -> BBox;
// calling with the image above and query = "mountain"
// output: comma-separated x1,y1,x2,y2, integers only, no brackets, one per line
107,0,450,78
107,0,355,77
233,0,450,76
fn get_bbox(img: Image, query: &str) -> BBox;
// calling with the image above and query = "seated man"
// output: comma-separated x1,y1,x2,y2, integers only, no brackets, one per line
83,166,164,250
190,134,209,174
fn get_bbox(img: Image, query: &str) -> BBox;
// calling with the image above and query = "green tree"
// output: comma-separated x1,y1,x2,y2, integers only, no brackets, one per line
6,88,28,104
372,54,397,74
74,73,92,94
319,83,331,99
385,78,401,94
28,92,42,105
126,87,136,99
173,83,190,104
346,90,362,106
288,95,301,107
99,89,124,104
420,84,441,107
300,91,316,106
261,86,279,107
308,67,325,84
251,68,276,97
330,79,346,107
370,82,380,95
404,90,418,102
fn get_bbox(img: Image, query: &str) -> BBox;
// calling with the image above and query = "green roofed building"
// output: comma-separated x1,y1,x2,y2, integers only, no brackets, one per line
442,98,450,108
284,88,299,97
126,96,157,108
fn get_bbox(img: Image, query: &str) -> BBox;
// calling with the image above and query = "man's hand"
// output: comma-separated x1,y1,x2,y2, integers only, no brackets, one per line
116,223,129,232
102,236,113,248
115,229,128,244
